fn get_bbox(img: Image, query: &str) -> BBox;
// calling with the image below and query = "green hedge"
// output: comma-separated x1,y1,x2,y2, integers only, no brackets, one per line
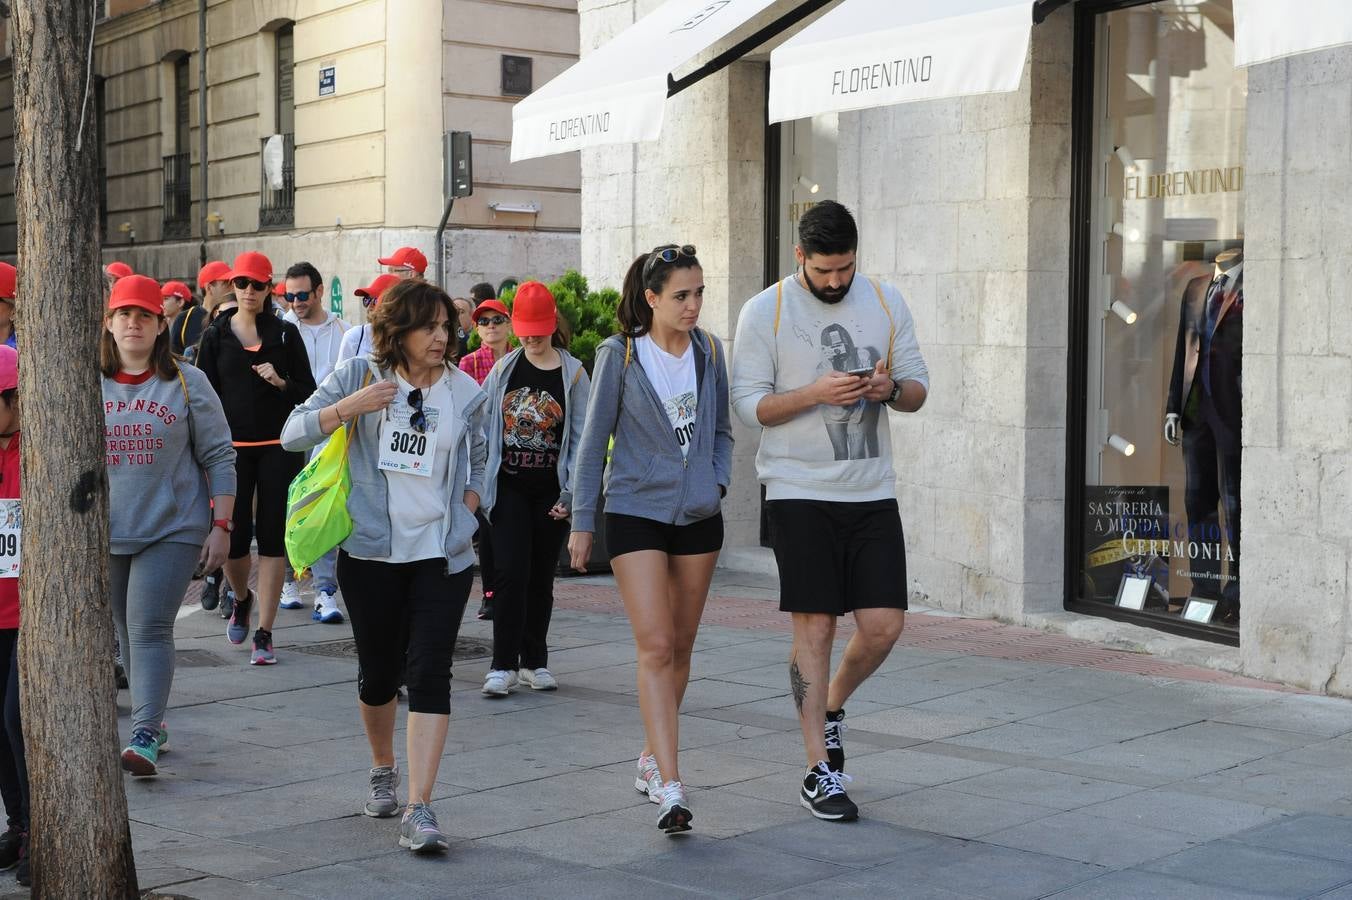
466,269,620,373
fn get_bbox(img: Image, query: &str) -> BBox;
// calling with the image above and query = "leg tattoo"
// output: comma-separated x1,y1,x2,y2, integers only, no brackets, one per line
789,657,809,716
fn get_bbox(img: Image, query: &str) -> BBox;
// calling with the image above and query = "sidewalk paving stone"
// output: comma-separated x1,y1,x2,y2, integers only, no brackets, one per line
70,569,1352,898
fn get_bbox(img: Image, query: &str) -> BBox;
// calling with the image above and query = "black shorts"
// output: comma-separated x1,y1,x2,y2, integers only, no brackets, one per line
605,512,724,559
767,499,908,616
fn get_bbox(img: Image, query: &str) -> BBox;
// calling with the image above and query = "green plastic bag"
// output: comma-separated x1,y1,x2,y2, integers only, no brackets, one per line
284,422,357,576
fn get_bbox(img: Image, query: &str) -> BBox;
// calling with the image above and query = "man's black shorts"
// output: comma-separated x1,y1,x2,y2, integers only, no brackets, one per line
767,498,908,616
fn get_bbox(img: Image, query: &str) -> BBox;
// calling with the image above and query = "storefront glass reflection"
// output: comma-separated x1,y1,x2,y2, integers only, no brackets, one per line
1081,1,1245,629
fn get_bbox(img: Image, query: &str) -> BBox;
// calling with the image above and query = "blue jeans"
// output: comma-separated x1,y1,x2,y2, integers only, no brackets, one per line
310,548,338,595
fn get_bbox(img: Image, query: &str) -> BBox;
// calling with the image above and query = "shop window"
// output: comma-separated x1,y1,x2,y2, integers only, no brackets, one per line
1072,0,1245,640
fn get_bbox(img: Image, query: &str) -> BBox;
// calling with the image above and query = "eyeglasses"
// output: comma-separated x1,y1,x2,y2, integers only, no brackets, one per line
285,291,311,303
407,388,427,434
643,244,697,280
476,315,508,327
231,277,270,292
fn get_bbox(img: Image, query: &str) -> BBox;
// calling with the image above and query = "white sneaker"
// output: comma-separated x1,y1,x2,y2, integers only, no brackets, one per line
518,667,558,691
635,753,662,804
279,579,303,610
313,590,344,624
656,780,692,833
481,669,518,697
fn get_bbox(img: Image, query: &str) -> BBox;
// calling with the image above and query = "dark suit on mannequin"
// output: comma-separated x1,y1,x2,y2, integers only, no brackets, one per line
1166,260,1243,621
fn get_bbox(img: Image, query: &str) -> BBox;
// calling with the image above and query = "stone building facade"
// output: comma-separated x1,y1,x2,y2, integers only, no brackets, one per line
0,0,581,315
575,0,1352,691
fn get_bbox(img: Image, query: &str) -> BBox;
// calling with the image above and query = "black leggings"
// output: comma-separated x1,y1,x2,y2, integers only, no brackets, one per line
490,481,568,671
337,552,471,715
0,630,26,832
230,443,305,559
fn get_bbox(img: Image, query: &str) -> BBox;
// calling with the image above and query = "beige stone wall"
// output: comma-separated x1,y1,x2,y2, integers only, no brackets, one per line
1240,46,1352,692
444,0,581,238
831,9,1075,619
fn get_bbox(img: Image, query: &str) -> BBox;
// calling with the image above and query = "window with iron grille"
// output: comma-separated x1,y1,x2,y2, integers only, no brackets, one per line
163,56,192,239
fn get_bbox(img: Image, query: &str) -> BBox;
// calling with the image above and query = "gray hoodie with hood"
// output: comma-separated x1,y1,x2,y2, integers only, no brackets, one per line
280,356,488,573
570,329,733,535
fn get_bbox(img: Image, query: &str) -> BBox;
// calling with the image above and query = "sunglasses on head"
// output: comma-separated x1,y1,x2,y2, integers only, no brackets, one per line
285,291,311,303
231,277,270,292
407,388,427,435
643,244,697,280
476,315,508,327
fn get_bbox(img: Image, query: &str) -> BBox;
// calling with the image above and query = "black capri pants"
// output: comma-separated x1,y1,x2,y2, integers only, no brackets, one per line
229,443,305,559
337,551,472,716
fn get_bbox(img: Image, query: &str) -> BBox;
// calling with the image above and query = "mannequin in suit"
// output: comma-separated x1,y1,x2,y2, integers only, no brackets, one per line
1164,248,1243,624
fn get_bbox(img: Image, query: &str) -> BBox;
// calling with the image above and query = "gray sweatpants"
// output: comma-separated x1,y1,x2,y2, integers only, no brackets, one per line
110,541,200,734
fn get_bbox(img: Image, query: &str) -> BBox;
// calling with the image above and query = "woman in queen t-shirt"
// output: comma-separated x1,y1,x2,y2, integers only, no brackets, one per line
478,283,590,698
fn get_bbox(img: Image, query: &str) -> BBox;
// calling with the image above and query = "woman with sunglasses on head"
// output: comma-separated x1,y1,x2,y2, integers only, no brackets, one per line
195,252,316,666
479,284,589,696
569,245,732,834
282,279,487,854
101,276,237,774
459,297,514,621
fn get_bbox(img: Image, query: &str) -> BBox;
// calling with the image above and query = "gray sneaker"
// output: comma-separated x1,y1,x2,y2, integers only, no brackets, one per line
399,802,448,853
365,765,400,818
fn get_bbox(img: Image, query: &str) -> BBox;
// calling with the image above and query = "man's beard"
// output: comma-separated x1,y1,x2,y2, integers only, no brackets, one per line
801,268,853,304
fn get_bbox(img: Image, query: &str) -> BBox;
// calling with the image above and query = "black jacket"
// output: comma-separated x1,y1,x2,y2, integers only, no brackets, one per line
1167,266,1243,448
195,308,317,444
171,304,208,358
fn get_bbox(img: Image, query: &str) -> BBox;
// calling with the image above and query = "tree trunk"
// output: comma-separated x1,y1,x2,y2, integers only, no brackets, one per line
11,2,139,897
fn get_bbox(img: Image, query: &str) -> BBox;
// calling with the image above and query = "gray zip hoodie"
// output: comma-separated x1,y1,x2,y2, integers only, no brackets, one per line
280,356,488,573
571,330,733,535
480,346,592,518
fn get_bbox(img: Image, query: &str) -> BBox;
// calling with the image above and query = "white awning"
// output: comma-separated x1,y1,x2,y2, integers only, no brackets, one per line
1234,0,1352,66
769,0,1033,123
511,0,780,162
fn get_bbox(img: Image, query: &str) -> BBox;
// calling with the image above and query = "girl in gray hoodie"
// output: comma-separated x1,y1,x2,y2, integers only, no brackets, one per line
568,246,733,835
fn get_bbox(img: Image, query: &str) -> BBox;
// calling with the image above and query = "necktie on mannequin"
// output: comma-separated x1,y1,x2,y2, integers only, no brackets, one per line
1201,273,1228,396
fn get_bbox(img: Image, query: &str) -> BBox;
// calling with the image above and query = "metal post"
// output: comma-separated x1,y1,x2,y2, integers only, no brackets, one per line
197,0,208,267
433,198,454,289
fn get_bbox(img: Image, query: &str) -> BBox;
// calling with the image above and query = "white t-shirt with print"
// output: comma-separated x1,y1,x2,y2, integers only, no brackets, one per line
379,371,455,564
636,334,698,458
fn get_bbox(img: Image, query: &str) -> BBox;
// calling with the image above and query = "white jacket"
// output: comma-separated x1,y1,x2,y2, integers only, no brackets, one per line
285,310,350,385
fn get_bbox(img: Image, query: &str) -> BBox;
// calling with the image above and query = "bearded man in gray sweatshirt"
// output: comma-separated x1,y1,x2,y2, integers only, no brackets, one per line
731,201,929,823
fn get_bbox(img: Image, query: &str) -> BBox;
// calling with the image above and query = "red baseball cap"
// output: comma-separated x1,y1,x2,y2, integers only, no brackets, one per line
0,263,15,301
197,260,230,290
272,282,286,297
0,346,16,392
510,282,557,338
377,247,428,275
355,274,400,306
109,274,164,316
161,280,192,302
472,299,510,322
104,261,134,280
227,251,273,284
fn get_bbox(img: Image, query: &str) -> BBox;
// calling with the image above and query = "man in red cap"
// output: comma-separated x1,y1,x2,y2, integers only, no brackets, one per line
377,247,428,279
197,260,233,319
336,274,400,363
0,264,15,349
163,280,208,360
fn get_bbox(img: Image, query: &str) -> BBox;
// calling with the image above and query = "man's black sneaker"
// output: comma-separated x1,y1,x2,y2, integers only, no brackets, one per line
477,595,494,621
801,761,858,822
220,588,235,620
825,708,846,773
199,572,222,611
0,827,21,870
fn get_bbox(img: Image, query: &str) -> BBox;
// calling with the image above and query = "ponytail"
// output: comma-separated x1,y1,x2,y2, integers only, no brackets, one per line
618,252,653,337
